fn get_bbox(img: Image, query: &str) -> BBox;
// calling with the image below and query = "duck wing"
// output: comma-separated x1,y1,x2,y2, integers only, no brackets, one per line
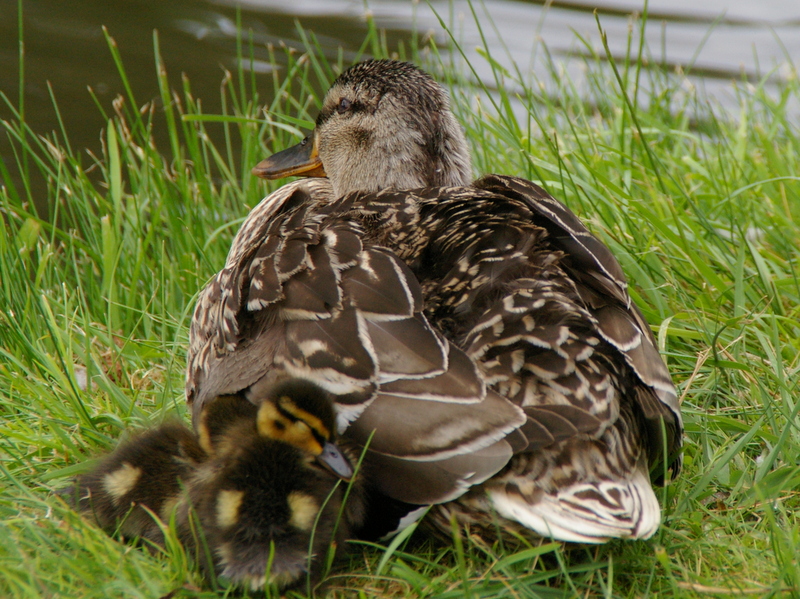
345,175,681,541
473,174,682,467
187,179,526,505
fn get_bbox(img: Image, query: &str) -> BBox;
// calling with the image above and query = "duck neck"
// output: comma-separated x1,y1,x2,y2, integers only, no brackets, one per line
422,111,473,188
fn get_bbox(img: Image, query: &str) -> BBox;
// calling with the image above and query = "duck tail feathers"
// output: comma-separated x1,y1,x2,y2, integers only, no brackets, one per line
488,467,661,543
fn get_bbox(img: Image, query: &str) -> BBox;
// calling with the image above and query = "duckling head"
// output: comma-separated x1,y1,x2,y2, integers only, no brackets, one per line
253,59,473,196
256,379,354,481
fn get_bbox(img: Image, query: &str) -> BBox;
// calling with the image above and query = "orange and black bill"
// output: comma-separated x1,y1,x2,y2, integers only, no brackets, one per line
252,133,326,179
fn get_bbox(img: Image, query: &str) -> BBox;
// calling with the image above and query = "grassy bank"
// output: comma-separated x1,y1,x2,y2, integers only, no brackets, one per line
1,8,799,599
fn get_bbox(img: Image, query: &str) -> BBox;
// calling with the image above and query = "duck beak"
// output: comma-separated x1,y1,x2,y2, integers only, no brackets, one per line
252,132,326,179
316,441,353,481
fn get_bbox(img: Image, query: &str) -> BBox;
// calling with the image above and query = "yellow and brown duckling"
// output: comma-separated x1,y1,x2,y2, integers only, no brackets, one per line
179,380,363,590
188,59,682,543
68,420,205,546
70,379,363,591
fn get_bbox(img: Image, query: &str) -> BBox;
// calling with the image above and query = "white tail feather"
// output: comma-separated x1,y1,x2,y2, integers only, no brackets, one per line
489,468,661,543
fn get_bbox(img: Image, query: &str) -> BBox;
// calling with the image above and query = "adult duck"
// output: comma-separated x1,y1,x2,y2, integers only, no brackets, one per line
187,59,682,543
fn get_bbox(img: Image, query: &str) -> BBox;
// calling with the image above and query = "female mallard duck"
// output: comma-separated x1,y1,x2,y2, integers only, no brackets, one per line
187,59,682,543
71,380,363,590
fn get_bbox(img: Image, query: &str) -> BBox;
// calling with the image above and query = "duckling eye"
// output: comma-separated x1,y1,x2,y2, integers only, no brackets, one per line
337,97,352,114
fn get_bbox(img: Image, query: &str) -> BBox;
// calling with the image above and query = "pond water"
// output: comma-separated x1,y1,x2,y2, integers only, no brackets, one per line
1,0,798,196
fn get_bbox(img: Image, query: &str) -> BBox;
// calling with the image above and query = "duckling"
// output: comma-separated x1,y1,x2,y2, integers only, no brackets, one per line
68,421,205,546
70,380,363,590
187,59,682,544
67,397,264,546
178,379,364,591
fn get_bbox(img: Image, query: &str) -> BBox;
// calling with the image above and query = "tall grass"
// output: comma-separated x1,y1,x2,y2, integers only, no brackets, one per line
1,5,799,598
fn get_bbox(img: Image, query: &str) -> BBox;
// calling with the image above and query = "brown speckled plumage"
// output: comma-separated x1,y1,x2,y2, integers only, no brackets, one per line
188,59,682,544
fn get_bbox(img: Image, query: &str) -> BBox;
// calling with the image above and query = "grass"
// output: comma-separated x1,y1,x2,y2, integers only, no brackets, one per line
2,4,800,598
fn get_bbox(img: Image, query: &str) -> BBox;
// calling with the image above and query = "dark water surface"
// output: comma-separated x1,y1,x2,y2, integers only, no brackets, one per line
1,0,798,199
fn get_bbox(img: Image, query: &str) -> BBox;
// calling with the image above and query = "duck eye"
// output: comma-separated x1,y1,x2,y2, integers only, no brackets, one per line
337,97,352,114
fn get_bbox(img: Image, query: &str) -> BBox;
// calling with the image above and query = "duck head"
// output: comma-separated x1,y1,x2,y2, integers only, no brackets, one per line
253,59,473,195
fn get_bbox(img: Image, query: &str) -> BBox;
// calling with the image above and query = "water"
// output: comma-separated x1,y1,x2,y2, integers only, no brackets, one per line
1,0,798,198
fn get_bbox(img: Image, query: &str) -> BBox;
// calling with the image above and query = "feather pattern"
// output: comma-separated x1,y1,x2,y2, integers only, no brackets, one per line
187,178,527,506
341,175,680,539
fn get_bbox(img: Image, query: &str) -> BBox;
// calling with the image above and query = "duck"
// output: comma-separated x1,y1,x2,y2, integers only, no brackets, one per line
187,58,682,544
177,379,364,590
67,420,206,546
69,379,363,591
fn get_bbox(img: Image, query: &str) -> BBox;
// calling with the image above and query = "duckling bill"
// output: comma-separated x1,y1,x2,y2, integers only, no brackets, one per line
189,58,682,545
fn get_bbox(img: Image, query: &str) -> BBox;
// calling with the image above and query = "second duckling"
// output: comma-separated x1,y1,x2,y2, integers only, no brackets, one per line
69,420,205,546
